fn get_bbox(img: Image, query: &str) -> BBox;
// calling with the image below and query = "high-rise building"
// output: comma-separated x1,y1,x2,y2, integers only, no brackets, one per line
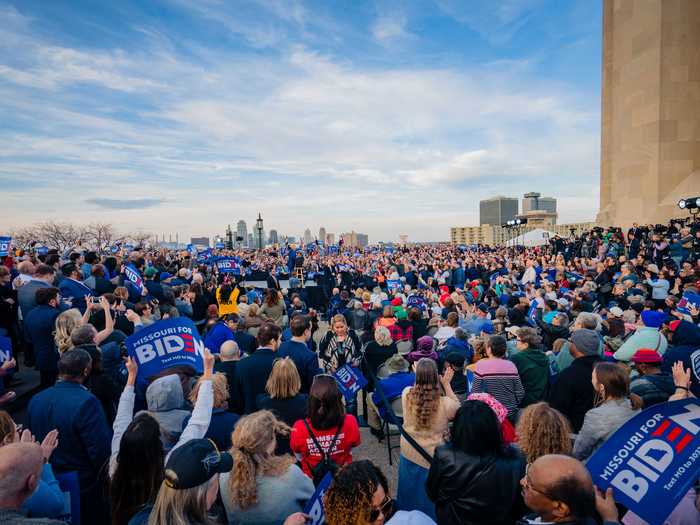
236,220,248,246
356,234,369,248
247,233,254,248
340,231,369,248
318,227,326,244
303,229,313,245
325,233,335,245
479,196,518,226
253,228,266,249
268,230,279,245
597,0,700,227
522,192,557,214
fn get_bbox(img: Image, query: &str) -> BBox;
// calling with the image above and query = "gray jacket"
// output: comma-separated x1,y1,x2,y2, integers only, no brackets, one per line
573,398,638,460
220,464,314,525
138,375,191,451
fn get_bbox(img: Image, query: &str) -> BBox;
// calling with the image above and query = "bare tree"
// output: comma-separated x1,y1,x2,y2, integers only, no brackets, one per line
84,223,116,252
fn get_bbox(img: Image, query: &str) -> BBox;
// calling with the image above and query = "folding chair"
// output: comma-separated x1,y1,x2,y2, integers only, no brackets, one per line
381,397,404,465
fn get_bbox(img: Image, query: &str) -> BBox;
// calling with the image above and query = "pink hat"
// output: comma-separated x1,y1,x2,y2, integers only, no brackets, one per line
467,392,508,423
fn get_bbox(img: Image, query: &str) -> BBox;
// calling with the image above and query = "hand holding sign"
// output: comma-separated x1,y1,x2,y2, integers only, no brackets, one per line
595,487,619,523
283,513,310,525
125,357,138,387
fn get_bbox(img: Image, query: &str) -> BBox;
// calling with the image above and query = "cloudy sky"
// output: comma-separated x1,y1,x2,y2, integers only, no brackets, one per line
1,0,602,242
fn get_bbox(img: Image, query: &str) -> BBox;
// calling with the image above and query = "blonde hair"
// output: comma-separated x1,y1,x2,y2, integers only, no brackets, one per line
228,411,295,509
265,358,301,399
374,326,392,347
189,373,229,409
147,477,215,525
248,304,259,316
516,402,572,464
331,314,347,327
54,309,84,354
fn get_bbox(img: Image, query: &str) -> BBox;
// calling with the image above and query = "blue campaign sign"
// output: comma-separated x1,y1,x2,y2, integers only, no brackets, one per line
124,317,205,386
677,292,700,315
333,365,368,401
215,257,241,274
55,471,81,525
303,472,333,525
36,246,49,256
124,264,146,295
0,236,11,257
586,399,700,525
0,335,12,365
386,279,401,292
526,299,538,326
215,242,225,249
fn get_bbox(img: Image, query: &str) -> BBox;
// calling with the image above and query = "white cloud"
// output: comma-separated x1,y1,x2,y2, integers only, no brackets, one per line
0,3,600,241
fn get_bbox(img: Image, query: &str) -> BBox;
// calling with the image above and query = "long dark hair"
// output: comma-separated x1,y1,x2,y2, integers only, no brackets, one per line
451,400,504,457
265,288,280,306
109,413,165,525
308,375,345,430
219,283,233,303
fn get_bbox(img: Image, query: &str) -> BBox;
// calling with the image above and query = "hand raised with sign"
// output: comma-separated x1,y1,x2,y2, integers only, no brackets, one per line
595,487,619,523
125,357,138,387
125,309,140,324
672,361,691,389
203,349,215,380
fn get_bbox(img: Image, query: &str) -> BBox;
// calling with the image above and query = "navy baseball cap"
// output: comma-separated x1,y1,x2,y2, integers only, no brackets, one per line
164,439,233,490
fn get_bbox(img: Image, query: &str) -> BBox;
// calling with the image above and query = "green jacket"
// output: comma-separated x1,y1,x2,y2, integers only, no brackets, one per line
510,348,550,407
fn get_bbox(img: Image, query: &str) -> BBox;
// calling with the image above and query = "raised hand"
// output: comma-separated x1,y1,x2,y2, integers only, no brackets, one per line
40,429,59,461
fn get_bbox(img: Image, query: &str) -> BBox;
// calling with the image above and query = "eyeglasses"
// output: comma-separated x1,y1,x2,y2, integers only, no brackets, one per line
368,495,393,522
523,464,554,500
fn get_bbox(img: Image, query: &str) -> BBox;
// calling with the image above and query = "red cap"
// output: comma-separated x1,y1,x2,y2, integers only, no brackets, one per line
391,297,402,306
631,349,663,364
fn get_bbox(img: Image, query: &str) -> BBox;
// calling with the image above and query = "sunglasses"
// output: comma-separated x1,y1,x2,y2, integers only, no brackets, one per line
368,495,393,522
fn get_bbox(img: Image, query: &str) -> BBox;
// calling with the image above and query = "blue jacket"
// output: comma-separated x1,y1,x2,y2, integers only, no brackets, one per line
21,463,65,519
24,305,60,372
278,340,322,393
28,381,111,487
233,330,257,356
182,408,239,451
663,320,700,397
371,372,415,418
440,337,474,366
204,322,233,354
58,278,92,313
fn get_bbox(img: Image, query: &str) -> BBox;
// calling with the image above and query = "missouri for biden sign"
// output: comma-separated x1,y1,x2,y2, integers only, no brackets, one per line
586,399,700,524
124,318,204,385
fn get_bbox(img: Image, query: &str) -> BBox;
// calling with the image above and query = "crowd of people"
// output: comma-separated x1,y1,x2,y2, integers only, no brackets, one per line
0,216,699,525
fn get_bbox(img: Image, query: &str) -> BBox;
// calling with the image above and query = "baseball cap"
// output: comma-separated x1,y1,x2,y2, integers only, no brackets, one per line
570,328,600,356
631,349,663,364
480,321,494,335
164,439,233,490
159,272,173,281
477,303,489,314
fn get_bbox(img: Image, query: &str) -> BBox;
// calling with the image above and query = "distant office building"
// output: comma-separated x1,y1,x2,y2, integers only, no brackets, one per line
236,220,248,242
247,233,254,248
522,192,557,214
190,237,210,248
479,196,518,226
340,231,368,248
268,229,279,245
325,233,335,245
318,227,326,244
303,229,313,245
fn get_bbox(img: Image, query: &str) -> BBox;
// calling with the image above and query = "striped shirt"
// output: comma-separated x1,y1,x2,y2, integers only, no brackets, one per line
471,358,525,418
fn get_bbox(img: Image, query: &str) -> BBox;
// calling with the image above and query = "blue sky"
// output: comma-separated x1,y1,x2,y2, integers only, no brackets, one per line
0,0,602,242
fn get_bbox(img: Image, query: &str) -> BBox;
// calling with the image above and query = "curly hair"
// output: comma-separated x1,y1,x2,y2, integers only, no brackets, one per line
516,402,572,464
54,309,84,354
228,411,295,510
189,373,229,409
324,460,388,525
407,358,441,431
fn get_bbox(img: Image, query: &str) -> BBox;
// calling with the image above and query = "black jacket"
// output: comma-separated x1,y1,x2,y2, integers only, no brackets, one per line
232,348,278,414
535,318,570,351
547,355,600,432
426,443,526,525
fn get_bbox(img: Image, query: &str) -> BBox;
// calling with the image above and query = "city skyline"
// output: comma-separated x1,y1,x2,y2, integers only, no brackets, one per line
1,1,602,241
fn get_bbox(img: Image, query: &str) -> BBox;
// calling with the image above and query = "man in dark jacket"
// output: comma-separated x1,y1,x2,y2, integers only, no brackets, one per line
17,264,56,319
57,263,91,313
231,322,281,414
547,329,601,432
214,339,240,409
278,315,321,393
535,312,570,351
630,349,674,408
28,349,111,524
24,288,62,389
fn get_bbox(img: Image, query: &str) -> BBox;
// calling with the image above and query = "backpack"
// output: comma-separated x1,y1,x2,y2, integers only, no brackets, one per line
303,418,343,486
